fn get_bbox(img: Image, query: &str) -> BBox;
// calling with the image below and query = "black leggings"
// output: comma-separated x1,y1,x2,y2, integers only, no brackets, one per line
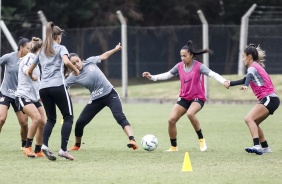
75,89,130,137
39,85,74,151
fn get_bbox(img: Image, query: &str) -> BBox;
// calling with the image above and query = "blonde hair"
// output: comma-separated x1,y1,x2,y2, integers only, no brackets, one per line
30,37,43,53
42,22,63,57
256,45,266,67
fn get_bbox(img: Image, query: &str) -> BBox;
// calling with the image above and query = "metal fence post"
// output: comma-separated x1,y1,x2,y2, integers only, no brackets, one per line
116,10,128,98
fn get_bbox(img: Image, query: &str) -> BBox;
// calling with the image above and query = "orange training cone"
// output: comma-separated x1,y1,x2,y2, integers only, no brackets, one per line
182,152,193,172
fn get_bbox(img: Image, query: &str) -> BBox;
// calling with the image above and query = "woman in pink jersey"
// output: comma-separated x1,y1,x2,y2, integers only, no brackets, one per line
143,40,227,152
225,44,280,155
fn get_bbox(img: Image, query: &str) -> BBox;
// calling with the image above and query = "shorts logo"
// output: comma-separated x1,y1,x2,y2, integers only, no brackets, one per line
25,99,31,102
0,97,4,102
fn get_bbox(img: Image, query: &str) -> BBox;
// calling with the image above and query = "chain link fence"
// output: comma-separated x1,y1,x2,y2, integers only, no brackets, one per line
1,24,281,85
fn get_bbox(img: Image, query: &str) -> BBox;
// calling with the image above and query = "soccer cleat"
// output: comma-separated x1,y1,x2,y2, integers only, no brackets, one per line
127,140,138,150
245,145,263,155
35,151,46,157
199,138,207,152
58,149,75,160
69,145,80,151
261,147,272,153
23,147,36,158
41,145,57,161
164,146,178,152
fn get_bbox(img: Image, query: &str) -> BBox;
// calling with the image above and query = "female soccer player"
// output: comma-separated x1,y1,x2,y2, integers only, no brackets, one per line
225,44,280,155
142,40,227,152
15,37,46,158
65,43,138,151
0,37,30,149
28,22,80,161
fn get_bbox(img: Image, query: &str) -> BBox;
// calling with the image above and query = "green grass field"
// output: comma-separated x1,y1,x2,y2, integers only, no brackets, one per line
0,103,281,184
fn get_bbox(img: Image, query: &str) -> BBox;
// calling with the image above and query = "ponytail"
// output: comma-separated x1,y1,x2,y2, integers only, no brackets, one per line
42,22,64,57
244,44,266,67
181,40,212,57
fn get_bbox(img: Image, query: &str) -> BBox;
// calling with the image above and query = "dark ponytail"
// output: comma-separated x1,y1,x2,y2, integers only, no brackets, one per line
181,40,212,57
17,37,30,51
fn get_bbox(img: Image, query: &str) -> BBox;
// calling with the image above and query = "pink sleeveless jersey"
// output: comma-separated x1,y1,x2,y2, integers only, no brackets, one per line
249,62,275,100
177,61,206,102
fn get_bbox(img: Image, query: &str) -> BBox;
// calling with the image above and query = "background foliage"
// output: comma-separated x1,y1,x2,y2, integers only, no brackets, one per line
2,0,282,30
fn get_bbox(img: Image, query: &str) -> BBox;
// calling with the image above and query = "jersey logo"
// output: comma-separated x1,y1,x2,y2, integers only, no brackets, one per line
184,79,191,83
88,65,95,71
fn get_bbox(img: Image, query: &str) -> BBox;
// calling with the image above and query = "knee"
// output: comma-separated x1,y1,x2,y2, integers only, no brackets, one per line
244,116,252,124
186,111,196,119
168,117,177,125
0,117,6,126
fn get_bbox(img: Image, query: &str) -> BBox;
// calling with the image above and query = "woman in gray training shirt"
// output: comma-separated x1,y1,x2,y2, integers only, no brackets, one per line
28,22,79,161
66,43,138,151
0,37,30,149
15,37,46,158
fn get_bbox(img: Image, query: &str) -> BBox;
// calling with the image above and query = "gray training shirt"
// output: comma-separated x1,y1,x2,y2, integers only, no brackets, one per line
15,53,40,102
0,51,19,99
33,42,68,89
169,60,212,76
65,56,113,101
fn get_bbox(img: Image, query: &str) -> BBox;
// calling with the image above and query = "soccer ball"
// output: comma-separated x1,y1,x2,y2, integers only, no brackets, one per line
141,134,158,151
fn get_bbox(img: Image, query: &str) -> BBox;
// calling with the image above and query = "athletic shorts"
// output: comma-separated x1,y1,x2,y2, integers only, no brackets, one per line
15,97,42,114
177,97,205,110
259,96,280,115
0,92,18,112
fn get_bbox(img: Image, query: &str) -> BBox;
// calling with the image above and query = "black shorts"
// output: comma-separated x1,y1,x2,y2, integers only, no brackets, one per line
259,96,280,115
176,97,205,110
15,97,42,114
0,92,18,112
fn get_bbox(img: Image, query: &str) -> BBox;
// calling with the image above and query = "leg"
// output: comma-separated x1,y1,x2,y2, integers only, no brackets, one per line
0,104,8,133
186,102,202,132
244,104,269,141
186,102,207,151
15,111,28,145
22,104,42,143
105,90,138,150
35,106,46,146
168,104,186,139
69,102,103,150
244,104,269,155
39,88,57,147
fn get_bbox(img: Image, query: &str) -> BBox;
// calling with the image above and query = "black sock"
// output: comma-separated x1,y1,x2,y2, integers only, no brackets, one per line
75,143,81,147
129,136,135,141
22,140,27,147
170,139,177,147
253,138,260,146
260,141,269,148
26,138,33,148
196,129,204,139
35,145,42,153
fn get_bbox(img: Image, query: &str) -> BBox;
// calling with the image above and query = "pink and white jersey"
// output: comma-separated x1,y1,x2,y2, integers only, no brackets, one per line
177,61,206,102
248,62,276,100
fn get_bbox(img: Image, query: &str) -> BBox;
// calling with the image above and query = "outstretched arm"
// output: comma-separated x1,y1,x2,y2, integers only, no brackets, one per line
142,71,174,81
99,43,122,61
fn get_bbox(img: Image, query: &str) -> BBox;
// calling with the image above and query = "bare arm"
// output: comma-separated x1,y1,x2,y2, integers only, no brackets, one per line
62,55,80,76
27,64,38,81
99,43,122,61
